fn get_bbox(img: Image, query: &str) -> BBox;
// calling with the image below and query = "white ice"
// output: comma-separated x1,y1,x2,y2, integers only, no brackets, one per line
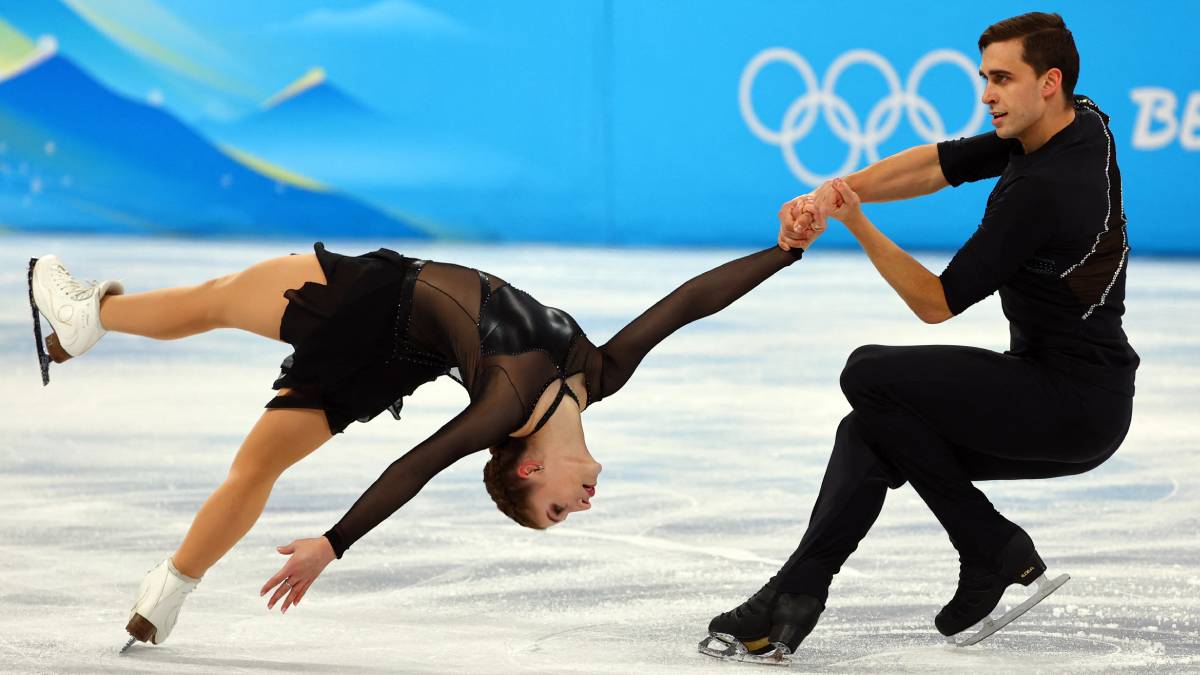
1,235,1197,674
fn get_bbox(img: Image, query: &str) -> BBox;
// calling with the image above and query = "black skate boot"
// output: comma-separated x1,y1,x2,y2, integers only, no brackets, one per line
769,592,824,653
935,527,1060,639
699,586,823,665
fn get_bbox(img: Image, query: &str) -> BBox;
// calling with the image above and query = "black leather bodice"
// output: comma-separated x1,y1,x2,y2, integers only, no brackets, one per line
477,274,582,364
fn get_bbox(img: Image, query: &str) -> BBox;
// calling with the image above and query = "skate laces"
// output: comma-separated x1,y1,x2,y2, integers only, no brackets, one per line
726,590,772,620
49,262,98,301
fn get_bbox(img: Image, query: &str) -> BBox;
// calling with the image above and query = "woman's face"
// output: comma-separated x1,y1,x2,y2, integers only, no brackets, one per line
524,455,603,528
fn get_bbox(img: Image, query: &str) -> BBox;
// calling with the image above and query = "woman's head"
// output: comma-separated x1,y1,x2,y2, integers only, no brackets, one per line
483,434,602,529
483,436,539,527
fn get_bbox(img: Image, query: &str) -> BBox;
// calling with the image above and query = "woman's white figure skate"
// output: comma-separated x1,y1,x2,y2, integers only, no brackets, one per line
121,558,201,653
27,254,124,385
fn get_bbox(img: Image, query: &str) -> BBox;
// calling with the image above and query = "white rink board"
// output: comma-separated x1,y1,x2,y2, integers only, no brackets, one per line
1,236,1197,674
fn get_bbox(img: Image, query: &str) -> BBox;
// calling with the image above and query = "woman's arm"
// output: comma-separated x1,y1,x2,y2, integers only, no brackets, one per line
595,245,805,401
323,369,525,557
259,369,526,610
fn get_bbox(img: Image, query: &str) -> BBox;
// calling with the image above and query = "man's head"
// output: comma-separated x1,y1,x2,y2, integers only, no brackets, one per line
977,12,1079,141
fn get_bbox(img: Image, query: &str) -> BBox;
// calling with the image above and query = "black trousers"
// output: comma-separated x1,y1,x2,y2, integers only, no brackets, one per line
768,344,1134,604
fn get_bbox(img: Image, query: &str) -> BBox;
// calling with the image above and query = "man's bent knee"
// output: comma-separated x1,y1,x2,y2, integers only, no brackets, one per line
839,344,890,402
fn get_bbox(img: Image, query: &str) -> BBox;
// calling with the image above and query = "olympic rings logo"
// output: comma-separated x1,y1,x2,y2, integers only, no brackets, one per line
740,47,988,185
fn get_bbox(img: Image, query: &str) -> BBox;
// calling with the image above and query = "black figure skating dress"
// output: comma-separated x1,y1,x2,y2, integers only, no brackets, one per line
268,242,803,557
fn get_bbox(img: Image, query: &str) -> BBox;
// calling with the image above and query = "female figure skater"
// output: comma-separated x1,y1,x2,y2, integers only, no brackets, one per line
27,210,821,648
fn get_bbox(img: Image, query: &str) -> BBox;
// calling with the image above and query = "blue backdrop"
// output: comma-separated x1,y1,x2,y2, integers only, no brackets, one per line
0,1,1196,252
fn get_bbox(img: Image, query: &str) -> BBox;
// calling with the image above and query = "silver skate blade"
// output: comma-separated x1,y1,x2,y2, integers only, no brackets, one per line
119,635,137,655
950,572,1071,647
698,633,792,666
27,257,50,386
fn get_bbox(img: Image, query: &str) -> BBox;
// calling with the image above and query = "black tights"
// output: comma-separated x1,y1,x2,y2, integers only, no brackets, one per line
769,344,1133,604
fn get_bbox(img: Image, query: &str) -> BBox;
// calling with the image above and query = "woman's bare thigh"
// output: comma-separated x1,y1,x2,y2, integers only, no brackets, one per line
213,254,326,340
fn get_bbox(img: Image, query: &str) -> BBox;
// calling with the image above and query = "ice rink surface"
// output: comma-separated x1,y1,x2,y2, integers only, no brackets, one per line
1,235,1197,674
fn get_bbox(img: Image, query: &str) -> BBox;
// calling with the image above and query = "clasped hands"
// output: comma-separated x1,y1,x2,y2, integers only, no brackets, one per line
777,177,863,251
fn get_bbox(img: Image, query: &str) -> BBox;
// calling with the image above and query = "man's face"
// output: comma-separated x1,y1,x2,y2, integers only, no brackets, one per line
979,38,1052,140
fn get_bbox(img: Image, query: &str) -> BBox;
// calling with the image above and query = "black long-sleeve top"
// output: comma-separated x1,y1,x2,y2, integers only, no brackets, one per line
937,95,1139,395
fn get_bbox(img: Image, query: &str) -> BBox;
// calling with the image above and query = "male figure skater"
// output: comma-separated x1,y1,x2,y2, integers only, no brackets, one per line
702,11,1137,662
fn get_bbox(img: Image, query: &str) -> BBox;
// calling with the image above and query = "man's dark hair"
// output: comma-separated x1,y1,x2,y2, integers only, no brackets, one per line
978,12,1079,101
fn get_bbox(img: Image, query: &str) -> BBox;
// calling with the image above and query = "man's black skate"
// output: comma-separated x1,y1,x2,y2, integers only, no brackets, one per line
699,586,823,665
707,587,776,655
936,528,1069,645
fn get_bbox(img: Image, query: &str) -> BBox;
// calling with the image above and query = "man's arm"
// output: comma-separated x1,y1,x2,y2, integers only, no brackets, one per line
781,131,1015,244
844,144,949,203
828,179,952,324
780,144,948,246
842,213,952,324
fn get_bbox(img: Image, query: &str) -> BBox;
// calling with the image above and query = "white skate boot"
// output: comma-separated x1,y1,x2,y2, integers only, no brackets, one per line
123,558,201,651
27,254,124,385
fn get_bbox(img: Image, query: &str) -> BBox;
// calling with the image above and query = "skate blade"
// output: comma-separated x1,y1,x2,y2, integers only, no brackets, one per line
698,633,792,666
27,257,51,386
949,572,1071,647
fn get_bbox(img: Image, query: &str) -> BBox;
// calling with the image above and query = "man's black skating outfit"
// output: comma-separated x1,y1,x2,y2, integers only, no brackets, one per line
707,96,1138,658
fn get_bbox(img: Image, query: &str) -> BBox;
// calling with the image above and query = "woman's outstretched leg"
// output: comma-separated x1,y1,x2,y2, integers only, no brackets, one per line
100,253,326,341
127,405,331,647
171,405,333,578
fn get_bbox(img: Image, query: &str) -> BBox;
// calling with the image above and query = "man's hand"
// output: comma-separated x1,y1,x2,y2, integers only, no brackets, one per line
826,178,864,225
260,537,336,614
812,180,846,227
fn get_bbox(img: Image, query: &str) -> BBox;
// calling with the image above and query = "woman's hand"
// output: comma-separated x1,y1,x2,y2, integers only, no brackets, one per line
260,536,336,613
778,194,824,251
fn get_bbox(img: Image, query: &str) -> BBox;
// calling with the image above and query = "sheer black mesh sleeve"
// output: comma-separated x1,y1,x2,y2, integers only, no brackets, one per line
593,246,802,401
323,366,525,558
